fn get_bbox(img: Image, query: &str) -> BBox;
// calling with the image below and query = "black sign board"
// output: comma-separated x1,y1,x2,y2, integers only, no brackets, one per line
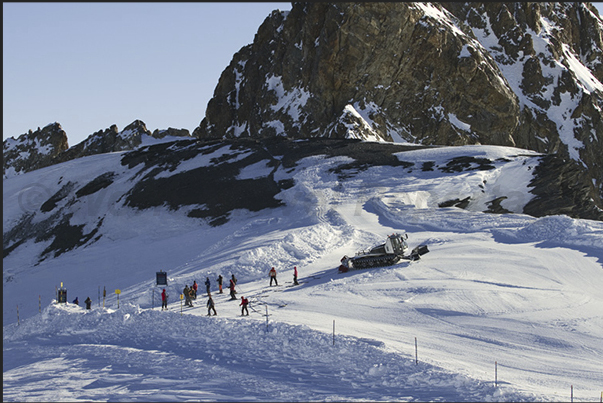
58,289,67,303
156,271,167,286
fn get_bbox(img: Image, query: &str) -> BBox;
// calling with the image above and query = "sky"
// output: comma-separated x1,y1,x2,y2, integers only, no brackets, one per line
4,140,603,401
3,2,603,147
3,2,290,145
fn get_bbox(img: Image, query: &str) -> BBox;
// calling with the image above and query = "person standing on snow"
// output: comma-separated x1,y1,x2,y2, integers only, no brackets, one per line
293,266,299,285
161,288,168,310
84,297,92,310
269,267,278,286
183,285,193,307
192,281,198,299
207,294,217,316
240,296,249,316
217,275,223,294
205,277,211,296
229,278,237,300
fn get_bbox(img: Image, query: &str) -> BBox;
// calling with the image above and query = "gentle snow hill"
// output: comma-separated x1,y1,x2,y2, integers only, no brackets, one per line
3,139,603,401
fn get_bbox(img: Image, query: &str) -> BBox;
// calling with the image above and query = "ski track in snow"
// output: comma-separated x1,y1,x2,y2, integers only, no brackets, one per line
4,143,603,402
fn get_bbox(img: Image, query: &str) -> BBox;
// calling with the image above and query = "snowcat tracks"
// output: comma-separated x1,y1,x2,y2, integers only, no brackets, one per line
351,255,402,269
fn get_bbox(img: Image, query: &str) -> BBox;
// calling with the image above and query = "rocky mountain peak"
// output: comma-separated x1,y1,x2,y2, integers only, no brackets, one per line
3,122,69,177
193,2,603,211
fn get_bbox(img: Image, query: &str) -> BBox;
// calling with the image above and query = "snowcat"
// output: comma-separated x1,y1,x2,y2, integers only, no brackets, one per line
339,233,429,272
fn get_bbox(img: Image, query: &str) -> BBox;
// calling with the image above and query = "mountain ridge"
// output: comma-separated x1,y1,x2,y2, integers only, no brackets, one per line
3,121,192,178
4,2,603,221
194,2,603,212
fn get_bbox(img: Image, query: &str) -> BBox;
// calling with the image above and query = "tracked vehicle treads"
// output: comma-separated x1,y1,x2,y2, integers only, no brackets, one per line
339,233,429,272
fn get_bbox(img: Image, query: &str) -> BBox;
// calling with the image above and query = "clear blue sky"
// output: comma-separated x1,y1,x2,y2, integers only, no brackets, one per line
3,2,291,145
4,3,603,146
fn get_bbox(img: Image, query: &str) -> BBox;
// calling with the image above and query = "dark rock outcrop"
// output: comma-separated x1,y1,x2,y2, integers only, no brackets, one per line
152,127,191,139
56,120,152,163
523,154,603,221
3,123,69,177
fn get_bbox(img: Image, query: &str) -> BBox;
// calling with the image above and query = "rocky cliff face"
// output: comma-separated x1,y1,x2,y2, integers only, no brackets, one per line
3,120,191,177
56,120,153,164
194,2,603,212
3,123,69,177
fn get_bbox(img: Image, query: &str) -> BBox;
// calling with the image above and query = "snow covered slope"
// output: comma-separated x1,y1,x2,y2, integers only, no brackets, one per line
3,139,603,401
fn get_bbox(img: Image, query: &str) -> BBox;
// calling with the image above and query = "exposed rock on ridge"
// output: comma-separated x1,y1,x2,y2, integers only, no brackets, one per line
3,123,68,177
193,2,603,213
3,120,191,177
56,120,153,163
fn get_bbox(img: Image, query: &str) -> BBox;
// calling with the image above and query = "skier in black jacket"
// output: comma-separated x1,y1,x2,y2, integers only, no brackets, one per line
217,275,223,293
207,295,217,316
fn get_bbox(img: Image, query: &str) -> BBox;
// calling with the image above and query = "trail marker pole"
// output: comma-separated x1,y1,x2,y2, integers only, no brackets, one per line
103,287,106,308
571,385,573,402
333,320,335,345
17,305,20,326
415,337,418,365
265,305,269,329
115,289,121,308
180,294,183,316
495,361,498,387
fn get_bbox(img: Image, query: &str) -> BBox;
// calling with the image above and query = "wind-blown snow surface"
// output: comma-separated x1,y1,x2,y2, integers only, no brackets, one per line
3,143,603,402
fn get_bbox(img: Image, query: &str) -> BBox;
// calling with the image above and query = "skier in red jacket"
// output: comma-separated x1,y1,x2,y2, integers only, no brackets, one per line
229,279,236,300
161,289,168,310
240,296,249,316
269,267,278,286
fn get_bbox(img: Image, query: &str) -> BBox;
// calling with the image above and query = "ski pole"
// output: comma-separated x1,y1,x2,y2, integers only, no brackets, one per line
248,301,262,314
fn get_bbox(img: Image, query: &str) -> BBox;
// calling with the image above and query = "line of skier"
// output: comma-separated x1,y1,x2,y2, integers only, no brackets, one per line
160,266,300,316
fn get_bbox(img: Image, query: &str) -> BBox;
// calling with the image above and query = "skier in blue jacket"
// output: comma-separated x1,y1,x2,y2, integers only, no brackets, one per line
205,277,211,296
